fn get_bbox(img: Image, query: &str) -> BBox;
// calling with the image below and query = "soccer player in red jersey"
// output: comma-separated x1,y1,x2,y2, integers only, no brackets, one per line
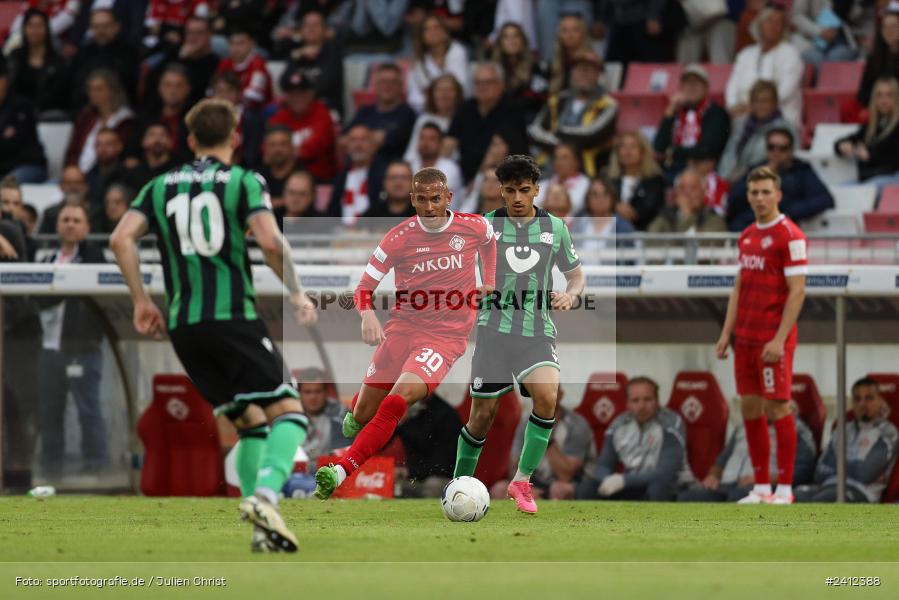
716,166,807,505
313,167,496,498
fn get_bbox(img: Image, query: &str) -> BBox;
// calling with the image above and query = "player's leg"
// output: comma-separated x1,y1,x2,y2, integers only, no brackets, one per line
229,404,270,498
342,332,405,438
343,384,391,439
765,345,797,504
454,390,506,477
733,343,773,504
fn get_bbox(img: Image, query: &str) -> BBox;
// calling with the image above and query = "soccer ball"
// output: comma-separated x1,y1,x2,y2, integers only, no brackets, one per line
441,476,490,522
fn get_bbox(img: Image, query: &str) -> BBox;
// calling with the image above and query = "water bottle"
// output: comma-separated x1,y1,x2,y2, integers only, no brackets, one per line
27,486,56,499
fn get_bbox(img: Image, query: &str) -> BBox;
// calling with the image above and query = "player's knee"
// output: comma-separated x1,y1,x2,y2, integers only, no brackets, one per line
232,403,266,429
531,395,557,421
740,395,764,419
262,396,304,420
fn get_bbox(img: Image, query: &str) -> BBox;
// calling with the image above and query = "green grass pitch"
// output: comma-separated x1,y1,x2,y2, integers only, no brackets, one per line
1,497,897,599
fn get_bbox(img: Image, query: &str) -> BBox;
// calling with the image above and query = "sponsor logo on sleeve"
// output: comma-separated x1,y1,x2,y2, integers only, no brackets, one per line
788,239,807,261
373,245,387,263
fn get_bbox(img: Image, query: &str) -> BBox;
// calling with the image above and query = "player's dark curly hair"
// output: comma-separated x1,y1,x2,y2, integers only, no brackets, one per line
495,154,540,184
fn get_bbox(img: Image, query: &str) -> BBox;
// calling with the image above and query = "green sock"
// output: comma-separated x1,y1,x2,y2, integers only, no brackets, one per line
255,413,308,496
517,412,555,476
453,427,485,478
236,425,269,497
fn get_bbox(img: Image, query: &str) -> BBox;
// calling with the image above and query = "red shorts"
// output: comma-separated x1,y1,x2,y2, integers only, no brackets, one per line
734,342,795,401
362,322,468,394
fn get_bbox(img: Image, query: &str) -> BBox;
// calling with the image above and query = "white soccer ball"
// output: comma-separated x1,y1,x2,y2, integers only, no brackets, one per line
441,476,490,522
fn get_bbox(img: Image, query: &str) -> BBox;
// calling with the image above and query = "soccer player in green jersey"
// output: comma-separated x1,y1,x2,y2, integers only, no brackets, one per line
453,154,585,514
110,99,317,552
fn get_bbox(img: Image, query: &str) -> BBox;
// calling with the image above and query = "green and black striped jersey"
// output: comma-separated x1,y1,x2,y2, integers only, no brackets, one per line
129,157,272,330
478,207,580,339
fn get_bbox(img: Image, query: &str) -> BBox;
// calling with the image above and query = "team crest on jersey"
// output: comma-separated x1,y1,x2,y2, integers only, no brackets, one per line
367,363,376,378
473,377,483,390
540,232,554,245
506,246,541,273
761,236,773,249
449,235,466,251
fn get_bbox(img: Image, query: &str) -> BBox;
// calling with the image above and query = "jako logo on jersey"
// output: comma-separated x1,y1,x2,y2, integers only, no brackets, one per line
411,253,463,273
506,246,541,273
540,232,554,245
449,235,466,251
740,255,765,271
415,247,430,253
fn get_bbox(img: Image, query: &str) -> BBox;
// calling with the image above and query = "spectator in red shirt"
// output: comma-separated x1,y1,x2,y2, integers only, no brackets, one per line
215,25,273,108
144,0,213,51
267,67,337,182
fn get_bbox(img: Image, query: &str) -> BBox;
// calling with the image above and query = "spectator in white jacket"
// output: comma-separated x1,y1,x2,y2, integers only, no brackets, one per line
726,5,804,124
407,15,470,113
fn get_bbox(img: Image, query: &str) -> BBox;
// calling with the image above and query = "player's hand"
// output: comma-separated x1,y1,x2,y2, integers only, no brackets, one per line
598,474,625,497
701,474,720,490
550,291,574,311
290,292,318,325
361,311,386,346
134,299,165,339
761,339,784,363
715,335,730,359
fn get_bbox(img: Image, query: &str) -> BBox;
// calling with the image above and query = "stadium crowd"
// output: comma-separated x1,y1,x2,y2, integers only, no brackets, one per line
1,1,899,501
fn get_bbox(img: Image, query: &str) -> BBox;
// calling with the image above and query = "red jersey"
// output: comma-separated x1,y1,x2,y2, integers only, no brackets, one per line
268,101,337,181
145,0,212,29
216,53,272,108
735,214,808,347
354,211,497,338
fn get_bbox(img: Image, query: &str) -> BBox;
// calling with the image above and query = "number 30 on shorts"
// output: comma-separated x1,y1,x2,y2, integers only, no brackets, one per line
414,347,444,371
763,366,775,391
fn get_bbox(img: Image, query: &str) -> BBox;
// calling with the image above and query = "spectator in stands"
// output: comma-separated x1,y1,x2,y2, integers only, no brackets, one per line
128,64,193,166
688,152,730,218
602,0,672,65
726,5,803,124
212,0,281,46
796,377,899,503
718,80,794,183
678,410,817,502
283,10,344,116
396,392,461,498
85,127,126,209
258,126,300,207
407,123,463,200
547,13,593,98
653,64,731,184
334,0,409,53
345,63,417,162
20,204,37,236
91,182,131,234
407,15,470,113
0,176,36,261
572,176,637,266
144,16,220,112
209,71,266,168
492,387,593,501
676,2,736,64
858,8,899,108
529,51,617,179
359,160,416,227
37,200,109,478
121,123,177,192
0,59,47,185
38,166,89,234
648,168,728,235
535,144,590,214
275,170,333,233
403,74,463,164
143,0,212,53
836,76,899,188
215,25,272,109
64,69,135,176
543,184,573,222
491,22,547,118
791,1,857,67
727,127,834,231
604,131,666,231
329,125,387,225
576,376,690,501
444,63,529,184
464,166,504,215
6,8,69,116
268,67,337,183
6,1,80,49
70,8,139,108
296,368,349,472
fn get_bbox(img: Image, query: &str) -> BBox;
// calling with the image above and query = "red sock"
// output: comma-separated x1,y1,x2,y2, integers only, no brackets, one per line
744,416,770,485
338,394,407,477
774,413,797,485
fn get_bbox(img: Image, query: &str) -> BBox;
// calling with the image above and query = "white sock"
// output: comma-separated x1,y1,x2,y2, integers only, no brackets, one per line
335,465,347,486
255,486,278,506
775,484,792,498
753,484,773,496
512,469,530,483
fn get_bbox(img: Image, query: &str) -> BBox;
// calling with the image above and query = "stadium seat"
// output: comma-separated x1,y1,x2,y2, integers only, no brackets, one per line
574,372,628,452
862,374,899,502
816,62,864,93
268,60,287,97
829,184,877,213
611,92,668,134
137,374,226,497
863,212,899,233
804,91,855,132
602,61,624,92
622,63,681,95
878,186,899,213
790,373,826,454
666,371,729,480
700,63,732,106
456,391,521,489
809,123,858,156
37,121,73,181
800,154,857,186
804,210,861,235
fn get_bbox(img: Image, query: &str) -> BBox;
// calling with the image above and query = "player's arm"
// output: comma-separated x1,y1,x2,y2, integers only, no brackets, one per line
110,211,164,338
551,223,585,310
716,271,741,359
476,217,497,297
354,240,395,346
247,211,317,325
761,274,805,363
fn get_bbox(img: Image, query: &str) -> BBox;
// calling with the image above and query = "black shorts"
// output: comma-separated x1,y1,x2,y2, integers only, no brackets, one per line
469,326,559,399
169,319,298,419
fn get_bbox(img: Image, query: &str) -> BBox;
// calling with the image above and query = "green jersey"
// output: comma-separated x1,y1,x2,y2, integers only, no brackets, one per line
478,207,581,338
130,157,272,330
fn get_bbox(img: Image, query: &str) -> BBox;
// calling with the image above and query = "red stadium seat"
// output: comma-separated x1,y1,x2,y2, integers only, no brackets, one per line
700,63,732,106
804,90,855,128
0,2,19,41
878,186,899,213
790,373,826,454
574,372,628,452
816,62,864,92
863,212,899,233
622,63,681,95
666,371,729,480
456,391,521,489
611,92,668,133
137,374,225,497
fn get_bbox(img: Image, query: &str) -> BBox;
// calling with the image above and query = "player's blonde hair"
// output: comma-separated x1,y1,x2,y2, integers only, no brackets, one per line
746,166,781,189
185,99,238,148
412,167,448,189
